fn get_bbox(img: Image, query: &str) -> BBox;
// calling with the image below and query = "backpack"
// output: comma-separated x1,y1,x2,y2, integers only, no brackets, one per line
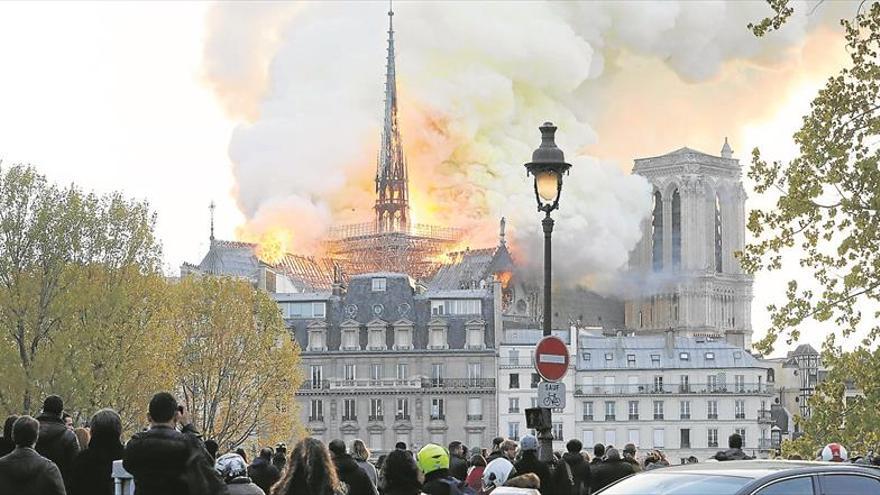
438,476,477,495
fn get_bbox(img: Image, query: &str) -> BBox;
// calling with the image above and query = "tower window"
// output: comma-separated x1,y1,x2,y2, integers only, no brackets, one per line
652,191,663,272
715,194,723,273
672,189,681,270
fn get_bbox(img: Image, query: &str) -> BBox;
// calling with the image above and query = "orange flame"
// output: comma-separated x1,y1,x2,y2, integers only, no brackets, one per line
254,228,291,265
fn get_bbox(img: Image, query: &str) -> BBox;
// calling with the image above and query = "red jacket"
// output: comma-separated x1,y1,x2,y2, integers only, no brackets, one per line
465,465,485,492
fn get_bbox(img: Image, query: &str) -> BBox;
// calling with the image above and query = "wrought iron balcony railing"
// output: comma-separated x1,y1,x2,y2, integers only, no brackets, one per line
574,383,774,396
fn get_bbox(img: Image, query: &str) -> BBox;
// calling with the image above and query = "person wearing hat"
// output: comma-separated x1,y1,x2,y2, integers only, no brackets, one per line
418,443,470,494
512,435,552,495
215,452,264,495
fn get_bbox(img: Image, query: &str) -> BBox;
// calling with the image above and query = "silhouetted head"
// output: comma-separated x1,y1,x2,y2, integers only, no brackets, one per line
12,415,39,448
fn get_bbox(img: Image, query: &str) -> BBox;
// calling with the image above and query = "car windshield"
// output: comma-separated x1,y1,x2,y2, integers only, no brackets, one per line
597,473,752,495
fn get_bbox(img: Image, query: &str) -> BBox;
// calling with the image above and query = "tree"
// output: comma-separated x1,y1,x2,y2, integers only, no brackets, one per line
171,276,301,450
745,2,880,456
0,164,163,414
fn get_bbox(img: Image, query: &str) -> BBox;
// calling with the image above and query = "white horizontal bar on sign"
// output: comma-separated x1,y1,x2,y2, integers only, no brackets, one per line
539,354,566,364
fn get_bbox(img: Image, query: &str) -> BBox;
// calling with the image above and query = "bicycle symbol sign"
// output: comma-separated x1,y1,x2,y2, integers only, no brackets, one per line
537,381,566,410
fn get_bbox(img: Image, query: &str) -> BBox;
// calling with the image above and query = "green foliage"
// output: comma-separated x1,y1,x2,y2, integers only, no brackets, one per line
171,276,302,449
743,3,880,354
748,0,794,37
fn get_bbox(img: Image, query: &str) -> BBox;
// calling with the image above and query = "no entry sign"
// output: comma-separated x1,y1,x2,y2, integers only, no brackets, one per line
534,336,569,382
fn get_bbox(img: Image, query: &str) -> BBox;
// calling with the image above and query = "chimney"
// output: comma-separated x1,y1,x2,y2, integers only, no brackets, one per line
665,328,675,353
331,263,346,297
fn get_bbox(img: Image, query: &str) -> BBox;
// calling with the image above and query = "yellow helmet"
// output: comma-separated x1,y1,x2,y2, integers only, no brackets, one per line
417,443,450,474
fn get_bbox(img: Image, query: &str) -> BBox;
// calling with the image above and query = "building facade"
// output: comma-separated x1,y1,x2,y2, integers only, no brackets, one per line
574,333,774,462
625,142,754,347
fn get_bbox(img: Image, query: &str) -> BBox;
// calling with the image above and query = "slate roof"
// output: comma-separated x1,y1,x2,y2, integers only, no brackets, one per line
502,328,571,345
196,240,261,278
428,244,513,290
576,335,765,370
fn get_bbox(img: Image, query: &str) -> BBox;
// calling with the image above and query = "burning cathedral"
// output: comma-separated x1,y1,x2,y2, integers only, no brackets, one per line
182,6,755,453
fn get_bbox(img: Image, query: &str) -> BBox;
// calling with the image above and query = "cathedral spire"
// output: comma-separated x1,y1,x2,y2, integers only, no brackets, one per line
721,137,733,159
375,1,410,233
208,200,216,242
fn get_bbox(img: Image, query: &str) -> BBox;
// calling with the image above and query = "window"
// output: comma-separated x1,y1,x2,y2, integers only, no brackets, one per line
531,373,540,389
628,429,640,445
628,401,639,420
680,375,690,393
604,429,616,446
368,325,386,350
428,326,447,349
343,399,356,421
653,400,664,420
307,326,326,351
431,363,443,387
582,430,594,447
431,398,445,420
309,399,323,421
733,351,743,360
708,400,718,420
735,400,745,420
627,354,636,367
341,325,359,350
552,422,564,441
705,352,715,360
394,324,413,350
818,474,880,495
509,398,520,413
370,398,384,420
680,428,690,448
531,397,538,408
310,365,323,388
396,398,409,420
282,301,326,318
466,324,485,349
708,374,718,392
679,352,689,361
396,363,407,381
653,376,664,393
371,364,382,383
430,299,482,315
467,363,482,385
605,352,614,361
344,364,356,382
508,349,520,366
735,375,745,393
652,190,663,271
583,401,594,421
708,428,718,448
605,401,616,421
756,476,815,495
735,428,746,447
468,398,482,421
651,354,661,367
371,277,386,292
509,373,520,389
680,400,691,420
508,422,520,441
653,428,665,448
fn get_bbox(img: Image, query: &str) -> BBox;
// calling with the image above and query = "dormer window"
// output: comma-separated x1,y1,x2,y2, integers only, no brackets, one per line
307,321,328,352
428,320,448,350
465,320,486,350
605,353,613,361
371,277,387,292
733,351,742,360
393,320,413,350
679,352,689,361
626,354,636,367
368,325,387,351
341,322,360,351
651,354,661,367
705,352,715,360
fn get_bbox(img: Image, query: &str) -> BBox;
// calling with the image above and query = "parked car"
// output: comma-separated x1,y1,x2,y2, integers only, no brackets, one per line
595,460,880,495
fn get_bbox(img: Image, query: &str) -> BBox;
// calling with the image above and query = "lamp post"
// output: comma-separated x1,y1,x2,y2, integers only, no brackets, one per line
524,122,571,462
524,122,571,337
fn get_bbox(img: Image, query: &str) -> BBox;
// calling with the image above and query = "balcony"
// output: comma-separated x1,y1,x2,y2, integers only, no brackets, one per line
467,414,484,421
430,414,446,421
330,378,423,390
583,414,593,421
368,415,384,422
629,414,639,421
735,413,746,420
301,380,330,391
654,413,664,420
708,413,718,420
422,378,496,389
574,383,774,396
758,409,773,423
605,415,616,421
509,408,520,414
680,414,691,420
341,415,357,422
308,415,324,422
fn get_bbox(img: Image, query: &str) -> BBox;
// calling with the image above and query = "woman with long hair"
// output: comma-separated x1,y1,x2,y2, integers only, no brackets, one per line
380,448,422,495
273,437,345,495
351,439,379,489
69,409,124,495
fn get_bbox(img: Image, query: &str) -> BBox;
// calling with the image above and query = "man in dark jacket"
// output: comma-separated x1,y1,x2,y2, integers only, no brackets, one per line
272,443,287,472
35,394,79,491
591,443,605,465
563,439,591,495
622,443,642,472
448,441,468,481
123,392,227,495
486,436,505,463
513,435,553,495
0,415,66,495
329,439,377,495
590,448,635,493
248,447,281,494
714,433,753,461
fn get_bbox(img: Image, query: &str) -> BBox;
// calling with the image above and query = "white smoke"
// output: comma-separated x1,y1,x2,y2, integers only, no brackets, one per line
201,0,848,291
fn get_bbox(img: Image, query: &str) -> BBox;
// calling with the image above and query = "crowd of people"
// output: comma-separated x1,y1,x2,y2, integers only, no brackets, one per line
0,391,878,495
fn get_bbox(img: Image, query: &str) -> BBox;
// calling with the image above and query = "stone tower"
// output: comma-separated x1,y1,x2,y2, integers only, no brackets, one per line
374,6,409,233
625,139,753,347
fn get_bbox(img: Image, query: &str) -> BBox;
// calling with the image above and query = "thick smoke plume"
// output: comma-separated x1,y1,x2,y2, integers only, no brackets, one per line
201,0,850,292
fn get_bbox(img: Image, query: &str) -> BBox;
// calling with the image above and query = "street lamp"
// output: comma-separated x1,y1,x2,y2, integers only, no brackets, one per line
524,122,571,337
524,122,571,463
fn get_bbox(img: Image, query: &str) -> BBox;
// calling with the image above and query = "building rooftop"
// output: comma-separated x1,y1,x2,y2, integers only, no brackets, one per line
502,328,571,345
577,334,765,370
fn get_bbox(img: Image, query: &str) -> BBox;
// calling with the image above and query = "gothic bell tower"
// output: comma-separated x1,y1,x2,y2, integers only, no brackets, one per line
625,139,754,347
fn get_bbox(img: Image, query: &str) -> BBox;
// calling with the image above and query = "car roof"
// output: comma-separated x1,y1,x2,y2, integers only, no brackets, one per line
642,460,880,480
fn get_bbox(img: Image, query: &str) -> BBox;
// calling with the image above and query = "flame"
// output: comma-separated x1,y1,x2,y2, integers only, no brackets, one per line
254,228,291,265
495,270,513,289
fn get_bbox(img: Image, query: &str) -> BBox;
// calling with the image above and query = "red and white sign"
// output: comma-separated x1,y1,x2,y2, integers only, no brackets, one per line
534,336,569,382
